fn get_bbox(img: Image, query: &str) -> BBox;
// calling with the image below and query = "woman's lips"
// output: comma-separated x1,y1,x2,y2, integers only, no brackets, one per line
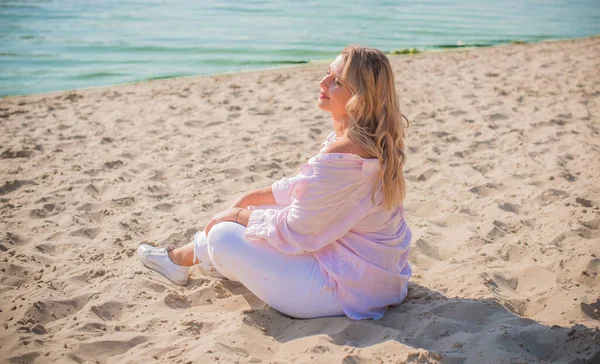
319,92,329,99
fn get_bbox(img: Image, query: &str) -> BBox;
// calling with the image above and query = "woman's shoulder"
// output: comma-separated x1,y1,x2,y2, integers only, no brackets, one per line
321,137,377,159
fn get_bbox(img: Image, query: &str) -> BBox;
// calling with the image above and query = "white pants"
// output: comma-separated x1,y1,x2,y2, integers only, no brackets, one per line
192,209,344,319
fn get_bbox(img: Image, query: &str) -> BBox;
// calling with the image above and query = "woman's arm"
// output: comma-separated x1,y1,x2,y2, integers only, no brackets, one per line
244,172,368,254
205,187,275,234
228,186,276,209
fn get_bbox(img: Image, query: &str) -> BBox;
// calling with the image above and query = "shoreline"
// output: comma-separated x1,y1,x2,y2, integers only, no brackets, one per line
2,34,599,100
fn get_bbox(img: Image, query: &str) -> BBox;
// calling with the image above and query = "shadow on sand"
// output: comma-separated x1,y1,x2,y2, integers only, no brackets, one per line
234,282,599,363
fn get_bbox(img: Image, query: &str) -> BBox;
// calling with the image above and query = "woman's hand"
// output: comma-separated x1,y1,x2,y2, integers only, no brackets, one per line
205,208,241,236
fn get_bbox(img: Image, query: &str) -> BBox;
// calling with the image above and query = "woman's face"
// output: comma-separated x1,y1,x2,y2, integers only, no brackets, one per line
317,54,352,117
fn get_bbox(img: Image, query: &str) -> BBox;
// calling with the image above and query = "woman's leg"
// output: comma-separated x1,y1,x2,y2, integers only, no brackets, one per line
170,204,284,268
137,233,217,286
189,231,228,279
153,232,228,279
168,243,195,266
206,221,345,319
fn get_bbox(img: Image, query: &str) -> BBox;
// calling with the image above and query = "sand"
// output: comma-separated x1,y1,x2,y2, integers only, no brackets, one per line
1,36,599,363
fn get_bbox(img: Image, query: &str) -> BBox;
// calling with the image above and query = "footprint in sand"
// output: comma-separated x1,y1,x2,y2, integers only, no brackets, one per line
69,227,101,240
181,320,208,336
7,352,42,363
0,231,21,247
405,167,436,182
485,273,518,292
414,237,444,263
498,202,520,214
83,184,100,195
112,196,135,207
549,231,571,247
0,262,29,286
569,256,600,289
164,292,191,310
449,110,467,116
183,119,203,127
76,202,100,212
581,299,600,320
154,203,174,212
248,162,282,173
486,113,508,121
29,203,64,219
76,322,107,333
221,167,242,178
243,175,257,184
104,160,124,169
469,183,499,197
0,180,35,195
560,171,577,182
575,197,593,208
90,301,126,321
491,265,557,296
484,220,511,241
23,293,93,325
580,217,599,230
34,243,56,256
431,131,459,142
499,243,526,262
573,222,599,240
0,149,33,159
205,121,224,127
75,334,148,362
532,189,567,206
147,184,168,194
429,213,472,228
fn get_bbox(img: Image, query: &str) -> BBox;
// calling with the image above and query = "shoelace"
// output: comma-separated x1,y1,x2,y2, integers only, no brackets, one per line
144,244,175,257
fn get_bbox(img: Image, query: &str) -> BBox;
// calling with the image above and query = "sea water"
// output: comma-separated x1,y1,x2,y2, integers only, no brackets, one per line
1,0,599,97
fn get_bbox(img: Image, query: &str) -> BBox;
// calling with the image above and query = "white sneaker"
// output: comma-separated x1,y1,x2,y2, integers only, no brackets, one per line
137,244,190,286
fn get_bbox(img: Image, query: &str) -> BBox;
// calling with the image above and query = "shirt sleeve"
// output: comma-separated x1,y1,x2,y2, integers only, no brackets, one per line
271,173,309,206
245,166,368,254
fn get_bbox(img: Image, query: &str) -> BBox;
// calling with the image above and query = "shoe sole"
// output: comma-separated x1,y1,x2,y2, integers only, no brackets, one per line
138,249,188,286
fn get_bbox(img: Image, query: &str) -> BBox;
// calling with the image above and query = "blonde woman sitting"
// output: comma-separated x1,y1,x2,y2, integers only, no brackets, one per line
138,45,412,320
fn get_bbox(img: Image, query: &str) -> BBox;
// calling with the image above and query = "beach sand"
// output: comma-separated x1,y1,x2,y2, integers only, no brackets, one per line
1,36,599,363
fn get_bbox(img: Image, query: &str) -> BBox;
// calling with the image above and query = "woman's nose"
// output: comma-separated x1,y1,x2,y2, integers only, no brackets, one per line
319,77,328,89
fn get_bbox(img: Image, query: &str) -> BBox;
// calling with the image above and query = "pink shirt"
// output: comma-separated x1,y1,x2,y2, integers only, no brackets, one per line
244,131,412,320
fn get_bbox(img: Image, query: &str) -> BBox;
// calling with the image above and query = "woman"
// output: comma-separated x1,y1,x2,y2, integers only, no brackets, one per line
138,45,412,320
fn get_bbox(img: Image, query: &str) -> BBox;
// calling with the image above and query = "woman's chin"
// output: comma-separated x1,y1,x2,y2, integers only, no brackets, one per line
316,100,328,111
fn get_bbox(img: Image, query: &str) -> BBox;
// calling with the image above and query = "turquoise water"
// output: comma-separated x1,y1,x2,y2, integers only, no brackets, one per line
1,0,599,97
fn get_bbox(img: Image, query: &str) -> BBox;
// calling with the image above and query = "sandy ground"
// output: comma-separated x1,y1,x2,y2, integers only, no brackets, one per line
1,36,599,364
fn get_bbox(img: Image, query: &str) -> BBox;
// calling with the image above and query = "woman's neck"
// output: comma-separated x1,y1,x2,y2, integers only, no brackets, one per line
331,113,350,139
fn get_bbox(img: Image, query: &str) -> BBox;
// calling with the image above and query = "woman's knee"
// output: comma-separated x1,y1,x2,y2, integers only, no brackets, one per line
206,222,242,263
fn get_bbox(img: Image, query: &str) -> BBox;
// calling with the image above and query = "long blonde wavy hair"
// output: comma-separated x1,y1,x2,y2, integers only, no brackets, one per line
339,45,409,211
